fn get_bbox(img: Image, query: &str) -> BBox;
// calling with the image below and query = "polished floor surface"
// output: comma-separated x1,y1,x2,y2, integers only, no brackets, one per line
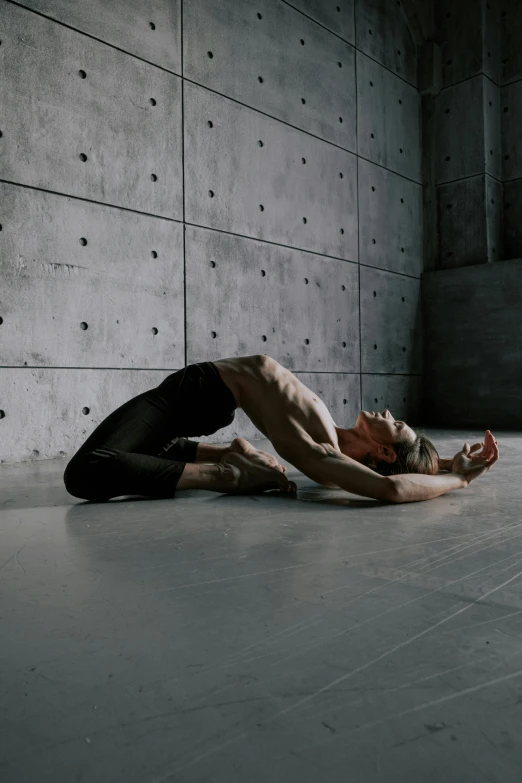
1,430,521,783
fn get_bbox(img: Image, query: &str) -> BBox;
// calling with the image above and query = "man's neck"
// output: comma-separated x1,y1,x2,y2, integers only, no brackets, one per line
335,427,372,462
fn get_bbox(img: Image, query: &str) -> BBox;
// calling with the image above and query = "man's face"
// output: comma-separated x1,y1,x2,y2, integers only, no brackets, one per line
356,409,416,447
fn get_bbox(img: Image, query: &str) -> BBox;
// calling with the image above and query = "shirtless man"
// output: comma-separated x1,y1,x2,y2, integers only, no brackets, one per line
64,354,499,504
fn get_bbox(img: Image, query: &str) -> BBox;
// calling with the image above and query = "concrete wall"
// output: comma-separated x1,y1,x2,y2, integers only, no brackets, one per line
422,259,522,428
501,0,522,259
423,0,521,270
430,0,503,270
0,0,423,464
420,0,522,428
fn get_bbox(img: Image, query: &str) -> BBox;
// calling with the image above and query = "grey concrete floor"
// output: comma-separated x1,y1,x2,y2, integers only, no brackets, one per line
1,430,522,783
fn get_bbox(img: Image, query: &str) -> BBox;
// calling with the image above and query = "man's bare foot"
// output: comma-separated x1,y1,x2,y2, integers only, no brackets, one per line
229,437,287,473
220,452,296,495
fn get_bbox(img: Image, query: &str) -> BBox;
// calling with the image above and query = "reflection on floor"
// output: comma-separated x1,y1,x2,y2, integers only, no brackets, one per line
1,431,521,782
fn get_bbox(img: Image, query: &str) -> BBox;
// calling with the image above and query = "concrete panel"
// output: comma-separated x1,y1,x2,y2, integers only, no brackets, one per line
0,368,166,463
184,82,358,261
198,407,261,445
183,0,356,152
484,79,502,181
485,176,504,262
296,373,360,429
0,183,184,368
358,158,422,277
437,174,502,268
356,0,417,86
360,266,421,374
422,259,522,427
357,52,421,183
0,2,182,218
284,0,355,44
437,178,485,268
435,0,487,88
434,77,485,184
185,226,360,372
12,0,181,72
436,175,503,268
361,374,421,425
483,0,501,86
501,81,522,181
500,0,522,85
504,179,522,259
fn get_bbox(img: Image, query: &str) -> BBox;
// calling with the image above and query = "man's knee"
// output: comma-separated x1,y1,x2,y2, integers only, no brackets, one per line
64,451,111,501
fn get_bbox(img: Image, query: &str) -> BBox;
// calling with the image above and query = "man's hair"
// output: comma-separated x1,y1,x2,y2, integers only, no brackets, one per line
362,431,439,476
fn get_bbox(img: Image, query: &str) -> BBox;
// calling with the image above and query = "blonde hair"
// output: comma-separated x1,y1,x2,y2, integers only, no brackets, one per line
362,432,439,476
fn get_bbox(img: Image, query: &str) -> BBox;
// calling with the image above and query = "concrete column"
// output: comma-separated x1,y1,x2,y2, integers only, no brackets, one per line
501,0,522,259
429,0,503,270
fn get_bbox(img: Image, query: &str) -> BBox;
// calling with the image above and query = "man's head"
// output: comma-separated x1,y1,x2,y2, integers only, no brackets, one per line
355,409,439,476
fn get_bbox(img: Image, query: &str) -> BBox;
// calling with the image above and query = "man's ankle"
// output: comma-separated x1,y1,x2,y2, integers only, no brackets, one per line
177,462,236,492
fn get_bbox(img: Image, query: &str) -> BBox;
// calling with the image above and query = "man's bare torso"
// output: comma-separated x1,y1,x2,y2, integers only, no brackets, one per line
213,355,341,457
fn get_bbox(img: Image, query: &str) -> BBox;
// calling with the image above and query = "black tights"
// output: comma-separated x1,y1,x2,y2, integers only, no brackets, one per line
63,362,237,501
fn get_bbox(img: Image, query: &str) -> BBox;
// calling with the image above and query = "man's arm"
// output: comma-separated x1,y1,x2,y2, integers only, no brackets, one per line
273,438,467,503
388,472,467,502
438,457,453,472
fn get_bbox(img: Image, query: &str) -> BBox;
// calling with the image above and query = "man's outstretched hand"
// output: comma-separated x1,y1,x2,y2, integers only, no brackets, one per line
450,430,499,484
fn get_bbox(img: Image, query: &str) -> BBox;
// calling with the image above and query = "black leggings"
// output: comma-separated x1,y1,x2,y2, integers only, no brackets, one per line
63,362,237,501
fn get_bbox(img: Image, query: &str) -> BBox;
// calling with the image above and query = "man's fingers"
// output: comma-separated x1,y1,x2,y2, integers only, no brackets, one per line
481,439,491,460
486,431,497,460
483,436,499,468
469,443,486,463
480,432,491,460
